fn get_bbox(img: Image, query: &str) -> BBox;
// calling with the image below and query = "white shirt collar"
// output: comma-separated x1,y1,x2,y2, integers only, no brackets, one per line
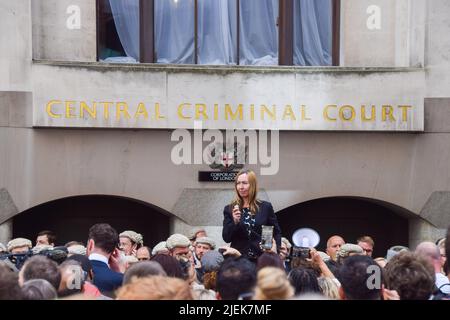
436,273,450,294
88,253,109,265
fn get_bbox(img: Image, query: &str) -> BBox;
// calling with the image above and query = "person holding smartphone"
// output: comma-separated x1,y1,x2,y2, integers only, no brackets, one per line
222,169,282,262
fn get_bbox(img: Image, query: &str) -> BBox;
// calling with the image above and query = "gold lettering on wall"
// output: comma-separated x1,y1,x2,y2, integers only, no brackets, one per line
301,105,311,121
102,102,113,120
250,104,255,121
135,103,149,119
398,105,412,122
178,103,192,120
65,101,76,118
42,100,417,129
80,101,97,119
339,105,356,122
116,102,131,121
361,105,376,122
46,100,62,118
382,105,396,122
195,104,208,120
324,105,337,121
214,104,219,121
155,103,165,120
261,105,276,121
225,104,243,120
282,105,296,121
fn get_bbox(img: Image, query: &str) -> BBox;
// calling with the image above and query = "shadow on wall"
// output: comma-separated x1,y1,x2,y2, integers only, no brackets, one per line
277,197,413,258
13,195,171,248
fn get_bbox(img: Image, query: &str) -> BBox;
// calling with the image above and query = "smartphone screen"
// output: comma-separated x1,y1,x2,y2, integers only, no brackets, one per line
261,225,274,250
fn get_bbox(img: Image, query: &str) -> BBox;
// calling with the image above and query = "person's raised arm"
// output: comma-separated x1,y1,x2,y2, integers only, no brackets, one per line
310,248,335,279
219,245,242,257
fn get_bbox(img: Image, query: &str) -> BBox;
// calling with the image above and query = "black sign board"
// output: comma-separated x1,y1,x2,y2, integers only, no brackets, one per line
198,171,238,182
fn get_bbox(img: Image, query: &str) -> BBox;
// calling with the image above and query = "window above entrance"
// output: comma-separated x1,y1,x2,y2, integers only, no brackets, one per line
96,0,340,66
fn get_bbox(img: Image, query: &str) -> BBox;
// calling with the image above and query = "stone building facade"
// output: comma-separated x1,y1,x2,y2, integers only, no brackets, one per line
0,0,449,256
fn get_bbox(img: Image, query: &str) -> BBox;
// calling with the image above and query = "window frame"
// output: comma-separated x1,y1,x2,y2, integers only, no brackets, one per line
97,0,340,66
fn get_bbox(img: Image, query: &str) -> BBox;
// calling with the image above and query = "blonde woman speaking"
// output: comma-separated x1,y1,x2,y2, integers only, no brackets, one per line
222,169,282,262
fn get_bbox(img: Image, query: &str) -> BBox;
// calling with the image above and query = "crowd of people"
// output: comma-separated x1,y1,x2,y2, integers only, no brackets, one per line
0,169,448,300
0,223,448,300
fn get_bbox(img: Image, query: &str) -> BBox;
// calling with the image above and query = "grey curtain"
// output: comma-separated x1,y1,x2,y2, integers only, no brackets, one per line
198,0,237,65
107,0,333,66
239,0,279,65
109,0,140,62
155,0,195,64
294,0,333,66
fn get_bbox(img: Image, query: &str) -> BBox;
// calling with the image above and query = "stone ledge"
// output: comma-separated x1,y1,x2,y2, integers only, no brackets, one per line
33,59,424,76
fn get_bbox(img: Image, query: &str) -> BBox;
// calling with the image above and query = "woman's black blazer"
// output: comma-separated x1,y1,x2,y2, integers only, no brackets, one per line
222,200,282,258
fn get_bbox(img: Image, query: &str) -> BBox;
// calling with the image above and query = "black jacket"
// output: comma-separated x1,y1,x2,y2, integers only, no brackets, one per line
222,200,282,260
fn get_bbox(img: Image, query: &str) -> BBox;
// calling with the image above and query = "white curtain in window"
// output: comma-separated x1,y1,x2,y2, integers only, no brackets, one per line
109,0,140,62
155,0,195,64
239,0,279,66
294,0,332,66
198,0,237,65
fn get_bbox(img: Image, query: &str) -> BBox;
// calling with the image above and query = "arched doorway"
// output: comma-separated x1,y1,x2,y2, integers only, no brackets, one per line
278,197,412,258
13,195,171,248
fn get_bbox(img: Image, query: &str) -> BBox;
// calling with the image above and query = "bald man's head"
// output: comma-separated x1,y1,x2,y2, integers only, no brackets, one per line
415,242,441,273
415,242,440,261
326,236,345,261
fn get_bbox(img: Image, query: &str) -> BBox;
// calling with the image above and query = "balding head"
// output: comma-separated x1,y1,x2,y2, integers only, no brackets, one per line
327,236,345,248
415,242,440,261
326,236,345,261
415,242,441,273
136,246,151,261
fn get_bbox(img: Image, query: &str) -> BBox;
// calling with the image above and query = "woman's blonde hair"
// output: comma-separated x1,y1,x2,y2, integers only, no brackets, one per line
232,169,260,215
203,271,218,290
116,276,193,300
253,267,294,300
317,277,340,300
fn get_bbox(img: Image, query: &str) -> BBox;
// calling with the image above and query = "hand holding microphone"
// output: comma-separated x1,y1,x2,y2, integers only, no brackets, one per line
232,205,241,225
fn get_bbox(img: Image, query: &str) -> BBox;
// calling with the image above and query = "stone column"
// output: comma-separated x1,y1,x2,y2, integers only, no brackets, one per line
0,188,18,244
0,219,13,245
409,218,446,250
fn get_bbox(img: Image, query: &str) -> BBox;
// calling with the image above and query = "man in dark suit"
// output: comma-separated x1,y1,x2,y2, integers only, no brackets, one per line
87,223,124,297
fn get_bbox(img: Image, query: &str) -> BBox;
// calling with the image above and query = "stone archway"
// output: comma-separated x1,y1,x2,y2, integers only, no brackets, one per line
12,195,171,248
277,196,414,258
